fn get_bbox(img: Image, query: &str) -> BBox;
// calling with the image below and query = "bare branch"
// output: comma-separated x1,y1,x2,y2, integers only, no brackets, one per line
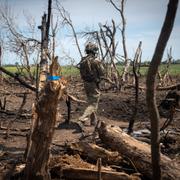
55,0,83,58
0,66,37,92
109,0,121,12
109,0,129,83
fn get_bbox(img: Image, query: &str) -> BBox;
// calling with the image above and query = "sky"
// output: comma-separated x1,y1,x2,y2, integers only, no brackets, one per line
1,0,180,64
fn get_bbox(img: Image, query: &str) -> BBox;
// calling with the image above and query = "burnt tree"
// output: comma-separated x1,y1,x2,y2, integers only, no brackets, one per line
38,0,52,91
24,57,66,179
128,41,142,134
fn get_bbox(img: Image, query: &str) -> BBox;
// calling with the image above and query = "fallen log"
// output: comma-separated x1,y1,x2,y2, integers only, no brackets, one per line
123,83,180,91
0,131,26,137
49,154,140,180
0,126,30,132
62,167,140,180
157,83,180,91
68,141,122,165
0,109,31,118
12,155,140,180
98,122,180,180
124,84,145,91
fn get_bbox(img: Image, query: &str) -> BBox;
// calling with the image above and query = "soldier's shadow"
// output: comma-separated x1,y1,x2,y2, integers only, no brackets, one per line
57,121,82,133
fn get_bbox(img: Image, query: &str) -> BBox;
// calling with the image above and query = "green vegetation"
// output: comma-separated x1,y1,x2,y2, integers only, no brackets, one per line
3,65,79,77
166,64,180,75
61,65,79,77
3,63,180,77
139,64,180,76
4,66,19,73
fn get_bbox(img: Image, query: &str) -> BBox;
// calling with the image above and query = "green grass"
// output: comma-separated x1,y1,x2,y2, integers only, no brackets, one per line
4,66,19,73
4,66,36,74
3,64,180,77
61,65,79,77
139,64,180,76
3,65,79,77
166,64,180,75
63,64,180,77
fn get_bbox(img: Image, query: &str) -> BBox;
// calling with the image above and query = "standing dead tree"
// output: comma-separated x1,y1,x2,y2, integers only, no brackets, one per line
128,41,142,134
109,0,129,83
146,1,178,180
24,1,68,178
24,57,67,179
99,21,121,89
158,47,173,87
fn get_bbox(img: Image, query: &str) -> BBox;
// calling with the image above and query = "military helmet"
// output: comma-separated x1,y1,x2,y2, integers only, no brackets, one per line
85,42,98,55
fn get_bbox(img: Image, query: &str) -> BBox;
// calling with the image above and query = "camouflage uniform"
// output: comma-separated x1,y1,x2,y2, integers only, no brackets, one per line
78,43,104,131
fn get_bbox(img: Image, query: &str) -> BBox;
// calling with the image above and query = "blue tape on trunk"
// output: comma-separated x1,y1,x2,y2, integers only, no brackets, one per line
47,76,61,81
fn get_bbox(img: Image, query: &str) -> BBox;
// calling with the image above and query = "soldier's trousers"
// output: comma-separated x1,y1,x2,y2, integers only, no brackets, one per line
78,81,100,125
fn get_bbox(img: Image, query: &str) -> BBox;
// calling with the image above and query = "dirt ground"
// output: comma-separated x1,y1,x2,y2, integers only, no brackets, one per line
0,76,180,179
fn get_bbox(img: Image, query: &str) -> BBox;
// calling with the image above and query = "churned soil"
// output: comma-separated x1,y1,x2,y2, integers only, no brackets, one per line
0,76,180,178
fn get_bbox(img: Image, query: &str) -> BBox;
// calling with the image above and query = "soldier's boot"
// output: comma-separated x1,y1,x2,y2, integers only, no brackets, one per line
90,112,97,126
77,121,85,133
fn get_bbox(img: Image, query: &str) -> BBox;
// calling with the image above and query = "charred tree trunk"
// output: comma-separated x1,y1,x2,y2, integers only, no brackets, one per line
38,0,52,91
38,14,49,91
110,0,129,83
65,96,71,123
128,41,142,134
24,58,65,179
98,122,180,180
146,1,178,180
120,0,129,83
0,45,2,81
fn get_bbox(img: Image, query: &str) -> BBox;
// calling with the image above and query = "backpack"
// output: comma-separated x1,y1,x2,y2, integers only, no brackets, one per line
80,56,96,82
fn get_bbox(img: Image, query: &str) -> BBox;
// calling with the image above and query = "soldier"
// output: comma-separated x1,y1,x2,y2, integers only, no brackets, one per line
77,42,104,132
